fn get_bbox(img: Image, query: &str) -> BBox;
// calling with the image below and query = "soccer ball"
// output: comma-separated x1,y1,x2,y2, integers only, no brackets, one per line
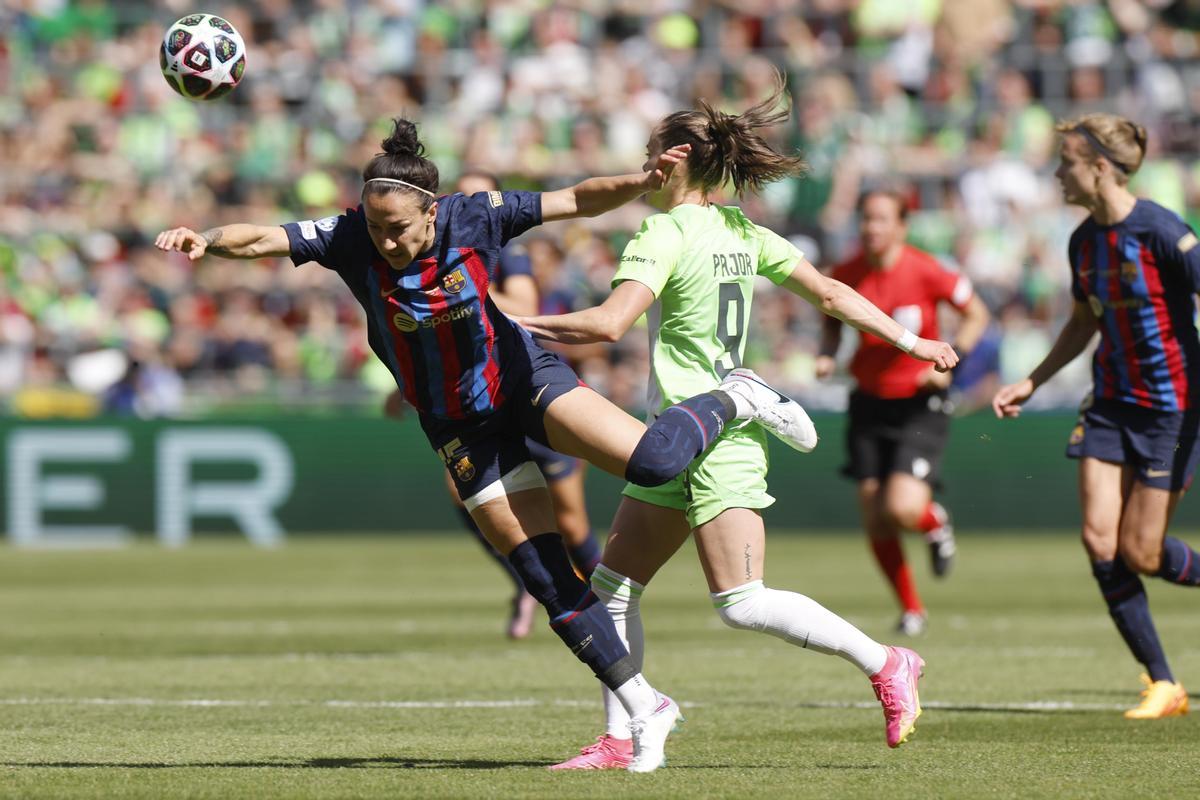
160,13,247,101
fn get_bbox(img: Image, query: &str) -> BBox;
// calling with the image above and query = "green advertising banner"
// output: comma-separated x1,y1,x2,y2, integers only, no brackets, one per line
0,412,1163,545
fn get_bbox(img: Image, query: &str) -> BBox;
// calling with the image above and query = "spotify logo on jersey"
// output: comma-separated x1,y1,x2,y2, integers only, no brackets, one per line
392,312,418,332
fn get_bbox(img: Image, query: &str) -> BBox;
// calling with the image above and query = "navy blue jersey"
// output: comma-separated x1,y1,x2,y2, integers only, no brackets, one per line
283,190,543,418
1069,199,1200,411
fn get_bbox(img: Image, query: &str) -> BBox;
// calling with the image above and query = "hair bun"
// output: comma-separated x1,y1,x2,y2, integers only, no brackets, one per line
380,118,425,158
1132,122,1149,151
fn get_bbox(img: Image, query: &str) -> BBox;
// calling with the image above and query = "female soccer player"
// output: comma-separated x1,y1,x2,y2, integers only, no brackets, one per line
515,80,958,768
993,114,1200,719
817,189,990,636
384,169,602,641
155,118,812,771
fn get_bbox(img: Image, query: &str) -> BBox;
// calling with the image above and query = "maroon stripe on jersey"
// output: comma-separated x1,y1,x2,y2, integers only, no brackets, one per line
371,261,420,407
419,259,464,418
1139,243,1190,410
461,249,504,408
1107,231,1152,406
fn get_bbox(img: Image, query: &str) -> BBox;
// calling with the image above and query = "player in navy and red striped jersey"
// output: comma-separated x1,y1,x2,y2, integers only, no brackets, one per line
994,114,1200,719
384,168,601,642
154,117,817,771
818,189,990,637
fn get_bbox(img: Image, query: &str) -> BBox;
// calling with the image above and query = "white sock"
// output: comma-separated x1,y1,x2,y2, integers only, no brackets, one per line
611,672,658,720
591,563,645,737
712,580,888,676
719,385,755,419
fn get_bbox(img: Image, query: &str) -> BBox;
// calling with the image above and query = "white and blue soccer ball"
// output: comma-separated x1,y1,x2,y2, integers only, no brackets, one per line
160,13,247,101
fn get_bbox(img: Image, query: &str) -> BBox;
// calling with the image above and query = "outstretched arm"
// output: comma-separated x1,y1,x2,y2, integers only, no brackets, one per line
514,280,655,344
992,300,1097,418
540,145,690,222
781,258,959,371
155,224,291,261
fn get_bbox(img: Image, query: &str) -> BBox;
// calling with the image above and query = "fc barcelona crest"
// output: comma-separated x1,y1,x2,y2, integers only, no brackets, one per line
1069,425,1085,446
443,268,466,294
1120,261,1139,282
454,455,476,482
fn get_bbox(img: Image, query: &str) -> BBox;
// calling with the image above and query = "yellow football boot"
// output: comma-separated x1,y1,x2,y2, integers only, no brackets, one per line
1124,673,1189,719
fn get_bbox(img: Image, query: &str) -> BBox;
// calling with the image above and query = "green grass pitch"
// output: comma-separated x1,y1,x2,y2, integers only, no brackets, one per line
1,531,1198,799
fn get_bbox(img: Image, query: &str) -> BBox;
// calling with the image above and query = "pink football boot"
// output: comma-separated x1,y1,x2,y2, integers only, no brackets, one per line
870,646,925,747
548,734,633,770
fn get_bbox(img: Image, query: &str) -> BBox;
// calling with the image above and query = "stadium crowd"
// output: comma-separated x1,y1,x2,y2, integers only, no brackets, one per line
3,0,1200,417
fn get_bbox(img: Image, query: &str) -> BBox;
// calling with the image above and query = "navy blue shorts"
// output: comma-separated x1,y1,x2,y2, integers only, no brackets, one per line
1066,397,1200,491
420,337,582,502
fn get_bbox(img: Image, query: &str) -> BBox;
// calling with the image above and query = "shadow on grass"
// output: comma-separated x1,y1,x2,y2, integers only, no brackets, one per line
1,756,549,770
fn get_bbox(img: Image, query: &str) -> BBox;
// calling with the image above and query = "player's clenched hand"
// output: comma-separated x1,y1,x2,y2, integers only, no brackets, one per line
814,355,836,380
910,338,958,373
155,227,208,261
645,144,691,191
992,379,1034,419
918,364,954,391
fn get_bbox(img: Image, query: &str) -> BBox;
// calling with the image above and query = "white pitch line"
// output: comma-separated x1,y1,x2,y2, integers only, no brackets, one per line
0,697,1125,712
0,698,538,710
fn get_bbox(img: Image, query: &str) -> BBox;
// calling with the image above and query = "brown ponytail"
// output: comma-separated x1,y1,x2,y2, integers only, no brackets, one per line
657,70,806,198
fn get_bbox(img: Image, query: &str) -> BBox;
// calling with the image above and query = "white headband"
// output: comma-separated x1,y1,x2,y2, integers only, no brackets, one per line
364,177,436,198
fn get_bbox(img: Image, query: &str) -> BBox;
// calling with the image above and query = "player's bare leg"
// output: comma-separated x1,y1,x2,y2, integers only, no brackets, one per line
542,387,644,478
443,469,536,637
1117,482,1181,575
1078,458,1125,563
549,467,592,550
860,479,925,635
547,465,601,577
552,498,692,771
884,472,955,579
692,507,920,747
1079,458,1185,717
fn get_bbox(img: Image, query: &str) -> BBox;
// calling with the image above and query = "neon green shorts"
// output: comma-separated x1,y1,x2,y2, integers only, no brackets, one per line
622,424,774,528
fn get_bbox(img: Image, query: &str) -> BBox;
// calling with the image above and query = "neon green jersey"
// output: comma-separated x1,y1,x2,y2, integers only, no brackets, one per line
612,203,802,413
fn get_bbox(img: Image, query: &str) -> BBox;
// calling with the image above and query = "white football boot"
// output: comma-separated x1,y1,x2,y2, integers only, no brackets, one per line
718,368,818,452
627,694,683,773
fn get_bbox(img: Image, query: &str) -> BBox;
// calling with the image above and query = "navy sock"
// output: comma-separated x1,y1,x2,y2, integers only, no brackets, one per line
1092,558,1173,682
457,505,525,593
625,391,735,487
507,534,637,689
1157,536,1200,586
568,531,602,580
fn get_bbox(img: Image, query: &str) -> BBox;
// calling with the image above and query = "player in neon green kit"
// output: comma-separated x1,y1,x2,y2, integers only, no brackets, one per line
517,77,958,769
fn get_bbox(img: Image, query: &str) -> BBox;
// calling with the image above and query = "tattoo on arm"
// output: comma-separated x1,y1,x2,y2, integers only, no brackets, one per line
744,543,752,581
201,228,230,256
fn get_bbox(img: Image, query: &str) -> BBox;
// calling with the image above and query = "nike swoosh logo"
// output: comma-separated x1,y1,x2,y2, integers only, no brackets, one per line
1146,468,1172,478
532,384,550,406
748,376,789,403
380,286,403,298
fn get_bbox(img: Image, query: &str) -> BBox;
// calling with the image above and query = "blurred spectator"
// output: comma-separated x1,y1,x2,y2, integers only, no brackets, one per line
1,1,1198,418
